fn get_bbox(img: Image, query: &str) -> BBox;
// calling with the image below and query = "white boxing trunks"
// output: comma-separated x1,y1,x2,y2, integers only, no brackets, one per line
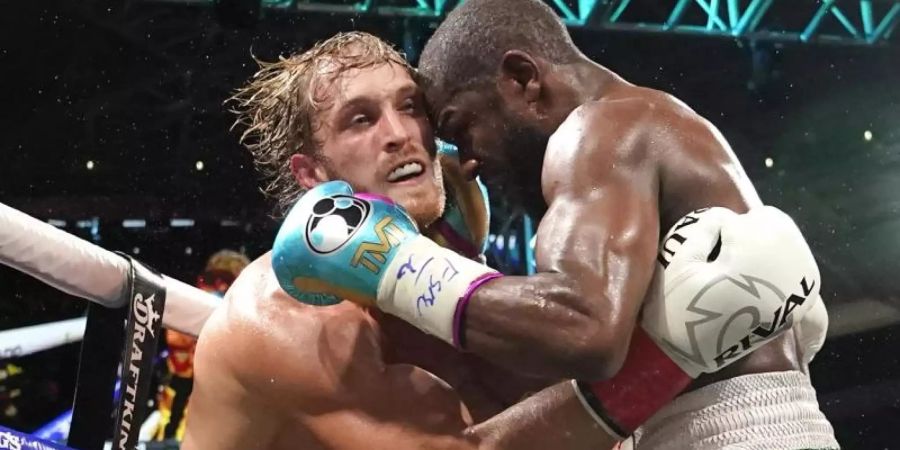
630,370,839,449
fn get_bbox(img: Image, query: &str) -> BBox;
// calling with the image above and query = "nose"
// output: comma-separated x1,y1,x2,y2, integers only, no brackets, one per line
381,109,410,153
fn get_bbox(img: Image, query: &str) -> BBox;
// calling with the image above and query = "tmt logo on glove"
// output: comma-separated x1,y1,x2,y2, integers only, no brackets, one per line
350,217,408,274
303,193,409,275
274,180,500,346
274,181,422,307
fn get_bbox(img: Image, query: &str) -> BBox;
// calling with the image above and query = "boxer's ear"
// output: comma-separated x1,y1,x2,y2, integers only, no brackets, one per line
498,50,541,104
290,153,329,189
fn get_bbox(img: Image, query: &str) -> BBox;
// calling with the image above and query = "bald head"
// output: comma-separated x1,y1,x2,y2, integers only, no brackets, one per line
419,0,581,98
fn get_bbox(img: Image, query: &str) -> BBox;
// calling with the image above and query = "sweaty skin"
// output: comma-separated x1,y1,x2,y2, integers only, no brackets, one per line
433,69,800,387
183,253,613,450
186,36,624,449
376,312,556,422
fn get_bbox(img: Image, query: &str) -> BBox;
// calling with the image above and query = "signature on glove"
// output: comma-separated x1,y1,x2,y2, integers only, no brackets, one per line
396,254,460,315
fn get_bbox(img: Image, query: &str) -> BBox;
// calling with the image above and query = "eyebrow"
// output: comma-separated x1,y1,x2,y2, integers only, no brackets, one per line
394,83,420,98
333,83,421,117
333,97,371,118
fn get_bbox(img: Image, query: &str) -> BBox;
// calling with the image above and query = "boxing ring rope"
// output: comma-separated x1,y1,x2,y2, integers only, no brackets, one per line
0,203,219,337
0,202,225,450
0,315,176,449
0,318,87,360
0,316,179,450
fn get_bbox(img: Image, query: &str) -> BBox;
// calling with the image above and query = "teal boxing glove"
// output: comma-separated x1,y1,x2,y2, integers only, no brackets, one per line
425,141,491,260
273,180,501,347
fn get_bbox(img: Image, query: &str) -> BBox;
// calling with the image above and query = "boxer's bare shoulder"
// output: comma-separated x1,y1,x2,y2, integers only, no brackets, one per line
185,252,474,450
542,81,798,390
545,81,761,226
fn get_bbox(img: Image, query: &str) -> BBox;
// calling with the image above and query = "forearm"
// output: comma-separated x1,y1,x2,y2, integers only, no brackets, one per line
462,274,629,380
372,232,643,379
463,382,618,450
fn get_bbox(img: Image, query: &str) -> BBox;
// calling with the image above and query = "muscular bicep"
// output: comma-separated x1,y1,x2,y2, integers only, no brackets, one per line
457,101,667,379
535,191,659,329
535,103,662,348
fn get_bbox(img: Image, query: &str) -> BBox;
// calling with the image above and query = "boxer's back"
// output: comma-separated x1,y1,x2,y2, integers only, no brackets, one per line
183,253,472,450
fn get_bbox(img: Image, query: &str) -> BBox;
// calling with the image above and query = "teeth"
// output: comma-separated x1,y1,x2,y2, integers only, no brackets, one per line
387,162,423,182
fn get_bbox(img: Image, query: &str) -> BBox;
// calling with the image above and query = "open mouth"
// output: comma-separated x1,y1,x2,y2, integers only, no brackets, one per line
387,161,425,183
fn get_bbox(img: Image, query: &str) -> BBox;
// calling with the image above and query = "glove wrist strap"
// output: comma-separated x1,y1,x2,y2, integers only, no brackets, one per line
377,235,499,347
573,327,692,438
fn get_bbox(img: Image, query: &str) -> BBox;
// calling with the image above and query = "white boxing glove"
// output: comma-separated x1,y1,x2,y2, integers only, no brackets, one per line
647,206,821,374
795,294,829,371
574,206,822,439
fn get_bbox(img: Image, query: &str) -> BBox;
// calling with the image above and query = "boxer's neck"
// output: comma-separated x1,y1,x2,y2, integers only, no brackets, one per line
556,59,621,108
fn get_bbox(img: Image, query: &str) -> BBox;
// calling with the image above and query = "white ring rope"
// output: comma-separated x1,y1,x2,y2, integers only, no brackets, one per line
0,202,219,336
0,317,87,360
